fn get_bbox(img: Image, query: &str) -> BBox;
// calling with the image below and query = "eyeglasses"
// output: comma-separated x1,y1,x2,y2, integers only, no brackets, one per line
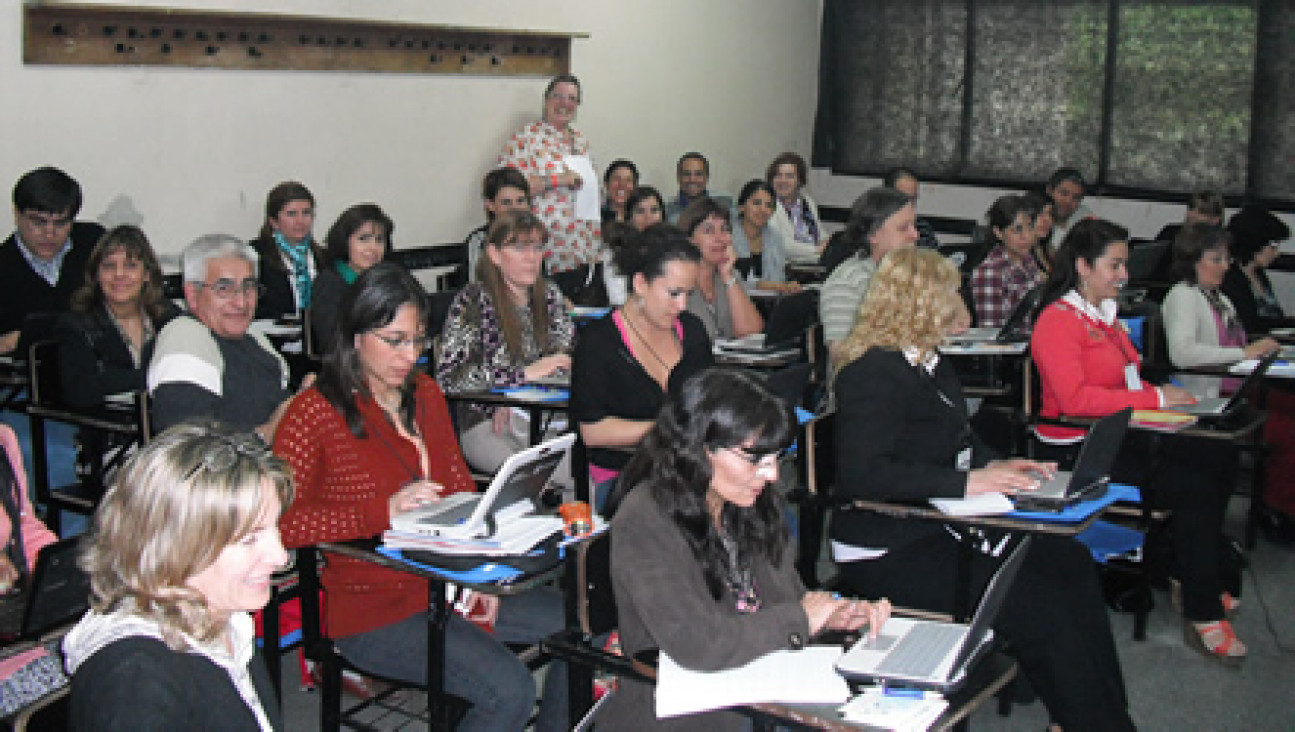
22,212,73,231
370,331,432,352
501,241,544,254
725,446,793,471
546,93,580,104
184,433,268,482
196,278,265,300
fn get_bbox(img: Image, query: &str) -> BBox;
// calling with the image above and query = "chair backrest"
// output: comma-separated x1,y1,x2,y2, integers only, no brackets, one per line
572,530,617,638
26,339,62,409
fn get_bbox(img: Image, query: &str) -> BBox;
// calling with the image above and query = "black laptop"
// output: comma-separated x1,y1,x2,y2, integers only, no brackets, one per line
1013,408,1131,512
0,538,91,641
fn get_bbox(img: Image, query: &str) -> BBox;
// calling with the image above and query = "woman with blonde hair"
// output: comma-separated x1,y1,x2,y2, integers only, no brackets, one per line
63,421,292,730
830,247,1134,731
437,210,576,476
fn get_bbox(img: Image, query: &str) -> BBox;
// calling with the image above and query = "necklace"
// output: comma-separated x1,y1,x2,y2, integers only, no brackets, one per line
621,305,677,372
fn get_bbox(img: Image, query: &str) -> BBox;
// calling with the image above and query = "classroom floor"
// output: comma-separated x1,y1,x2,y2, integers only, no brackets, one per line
278,498,1295,731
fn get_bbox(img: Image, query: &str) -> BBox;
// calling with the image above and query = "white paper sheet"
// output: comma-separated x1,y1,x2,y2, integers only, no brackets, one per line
654,646,850,719
563,154,602,222
928,493,1015,516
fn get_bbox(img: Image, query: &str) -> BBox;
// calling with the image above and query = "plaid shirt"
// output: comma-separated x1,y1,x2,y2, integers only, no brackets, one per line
971,246,1043,327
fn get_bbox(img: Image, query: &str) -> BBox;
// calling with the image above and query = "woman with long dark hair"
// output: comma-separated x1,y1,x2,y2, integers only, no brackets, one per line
310,203,395,352
250,181,324,320
605,369,887,730
437,211,575,476
571,224,714,493
732,179,798,291
57,224,178,407
1032,219,1247,665
275,262,568,731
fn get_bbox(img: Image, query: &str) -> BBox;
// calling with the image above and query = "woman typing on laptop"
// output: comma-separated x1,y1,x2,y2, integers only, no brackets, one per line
436,211,575,479
1161,223,1279,396
1032,220,1247,665
830,248,1134,731
605,369,888,730
274,263,569,731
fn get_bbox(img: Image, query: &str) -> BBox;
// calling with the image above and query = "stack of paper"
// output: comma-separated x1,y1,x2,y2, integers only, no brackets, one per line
1230,358,1295,378
654,647,849,718
839,688,948,730
1130,410,1198,432
929,493,1014,516
382,515,563,555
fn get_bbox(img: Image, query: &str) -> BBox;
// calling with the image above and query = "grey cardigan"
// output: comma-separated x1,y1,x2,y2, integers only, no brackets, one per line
603,485,809,730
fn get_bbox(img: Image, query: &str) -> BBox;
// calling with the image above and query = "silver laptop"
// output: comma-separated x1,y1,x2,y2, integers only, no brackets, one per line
1177,350,1278,418
389,433,574,539
1012,408,1131,512
835,538,1031,693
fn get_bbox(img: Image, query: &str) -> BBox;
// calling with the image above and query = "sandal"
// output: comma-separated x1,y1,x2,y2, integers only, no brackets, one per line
1183,619,1246,666
1170,579,1239,617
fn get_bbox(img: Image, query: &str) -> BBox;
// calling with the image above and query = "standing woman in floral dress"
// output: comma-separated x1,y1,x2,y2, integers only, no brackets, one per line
499,74,602,300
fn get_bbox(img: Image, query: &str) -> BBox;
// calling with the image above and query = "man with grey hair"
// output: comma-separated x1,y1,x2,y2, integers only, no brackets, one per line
147,234,293,439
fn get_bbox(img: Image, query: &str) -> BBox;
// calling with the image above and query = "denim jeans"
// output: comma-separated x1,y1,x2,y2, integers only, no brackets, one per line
335,585,567,732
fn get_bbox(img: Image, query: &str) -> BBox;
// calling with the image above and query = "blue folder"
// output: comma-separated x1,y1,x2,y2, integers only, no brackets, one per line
1008,483,1141,523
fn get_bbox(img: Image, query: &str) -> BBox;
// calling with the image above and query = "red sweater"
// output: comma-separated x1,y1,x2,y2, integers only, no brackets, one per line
275,375,476,638
1031,299,1160,440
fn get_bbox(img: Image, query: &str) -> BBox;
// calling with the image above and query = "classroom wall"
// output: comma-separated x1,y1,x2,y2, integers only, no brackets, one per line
1,0,823,258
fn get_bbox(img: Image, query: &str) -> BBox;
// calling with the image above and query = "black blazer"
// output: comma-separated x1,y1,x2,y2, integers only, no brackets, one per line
54,302,179,408
249,235,324,320
831,347,994,551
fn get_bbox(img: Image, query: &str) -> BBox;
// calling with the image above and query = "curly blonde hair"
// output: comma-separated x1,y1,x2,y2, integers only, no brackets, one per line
80,421,294,650
836,248,962,371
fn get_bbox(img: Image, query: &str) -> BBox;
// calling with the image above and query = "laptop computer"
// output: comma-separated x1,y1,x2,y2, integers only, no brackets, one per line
1126,240,1170,281
389,433,574,540
1012,408,1131,512
835,537,1031,693
0,538,91,641
947,286,1040,345
1176,350,1278,418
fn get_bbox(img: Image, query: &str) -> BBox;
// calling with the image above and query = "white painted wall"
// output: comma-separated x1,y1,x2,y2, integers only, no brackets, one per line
1,0,823,257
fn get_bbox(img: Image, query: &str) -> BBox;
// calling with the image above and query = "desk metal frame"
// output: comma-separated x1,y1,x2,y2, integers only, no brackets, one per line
316,539,562,729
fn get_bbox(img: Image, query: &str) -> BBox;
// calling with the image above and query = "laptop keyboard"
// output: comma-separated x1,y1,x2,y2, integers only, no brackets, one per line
875,624,965,678
415,493,477,525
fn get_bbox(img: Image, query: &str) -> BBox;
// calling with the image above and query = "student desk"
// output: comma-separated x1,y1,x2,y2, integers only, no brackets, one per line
1040,405,1269,548
841,486,1131,622
316,538,564,730
740,651,1017,731
443,386,570,446
442,387,589,501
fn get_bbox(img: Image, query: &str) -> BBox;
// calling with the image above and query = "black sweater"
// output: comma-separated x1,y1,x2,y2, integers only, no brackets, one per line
69,636,281,731
0,222,102,335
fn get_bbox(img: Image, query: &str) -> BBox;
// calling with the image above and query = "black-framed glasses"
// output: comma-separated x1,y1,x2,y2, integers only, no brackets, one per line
21,211,73,231
725,446,793,471
369,331,432,352
196,278,265,300
184,433,268,482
